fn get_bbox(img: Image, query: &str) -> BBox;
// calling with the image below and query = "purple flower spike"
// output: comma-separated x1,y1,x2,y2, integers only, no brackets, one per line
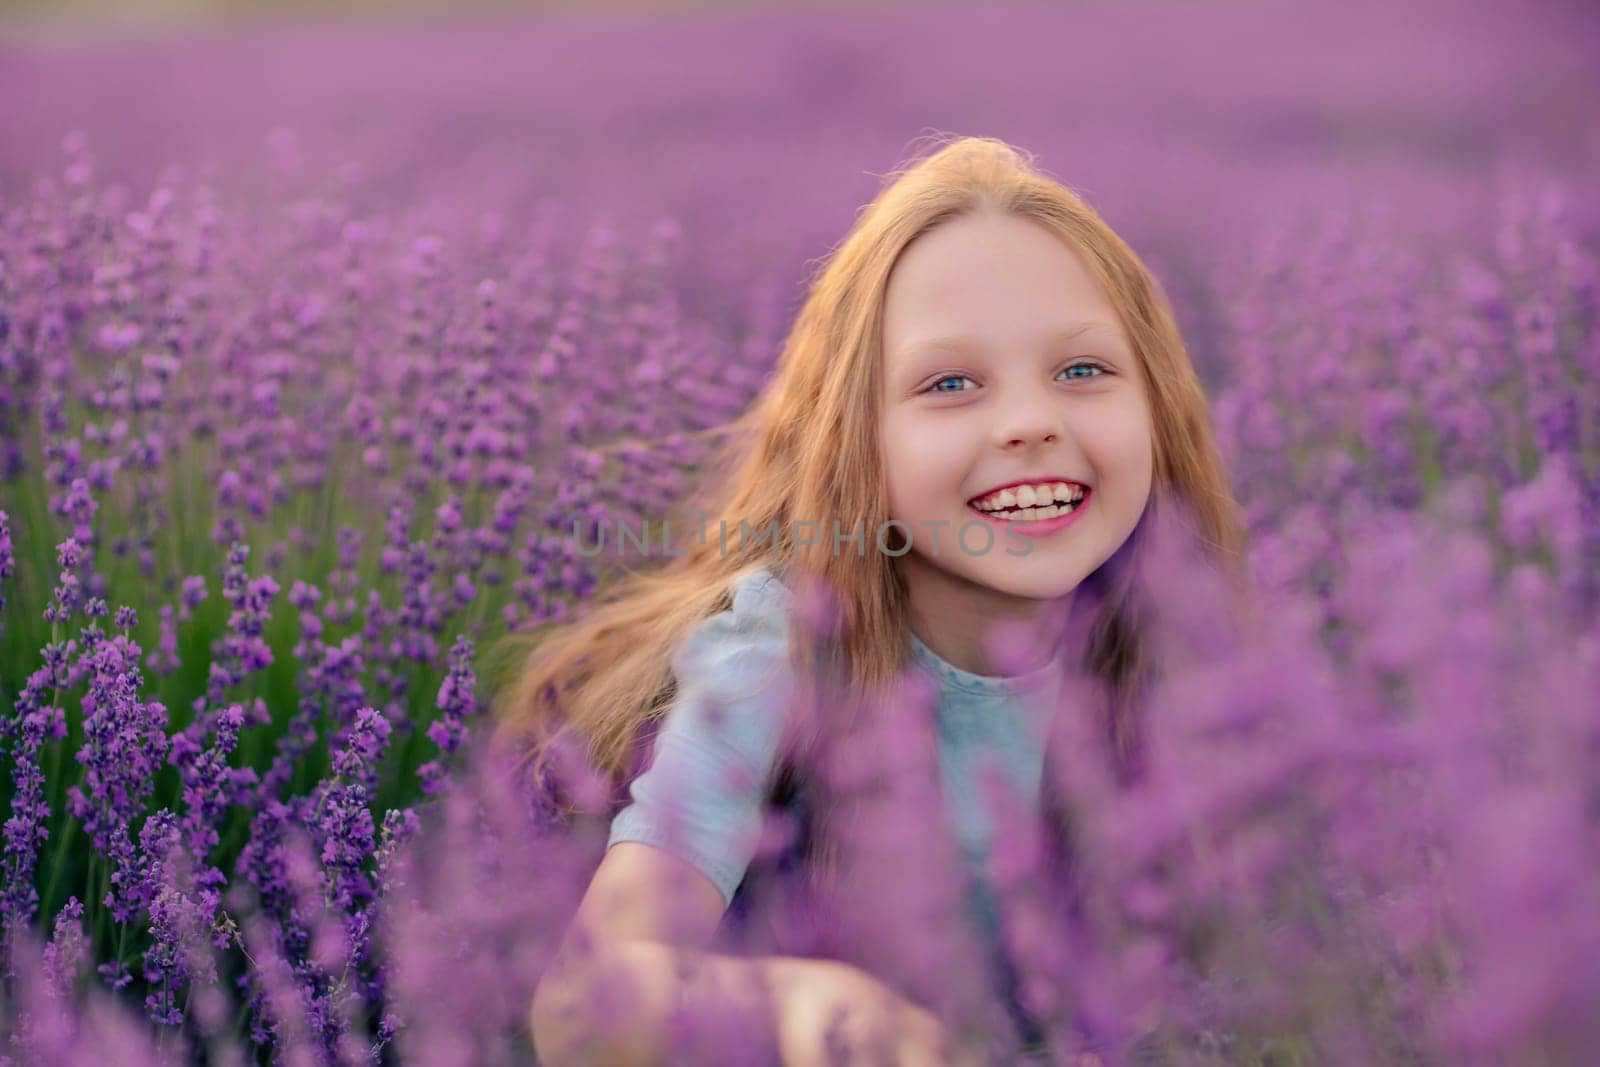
3,660,70,949
417,634,478,797
41,897,91,1001
0,509,14,617
59,616,167,929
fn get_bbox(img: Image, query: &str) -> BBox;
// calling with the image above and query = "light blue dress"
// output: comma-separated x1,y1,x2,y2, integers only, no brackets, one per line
606,563,1062,1052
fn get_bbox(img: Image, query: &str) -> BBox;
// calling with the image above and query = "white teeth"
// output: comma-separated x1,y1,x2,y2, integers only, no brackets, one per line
978,500,1079,521
1052,483,1083,504
972,482,1085,512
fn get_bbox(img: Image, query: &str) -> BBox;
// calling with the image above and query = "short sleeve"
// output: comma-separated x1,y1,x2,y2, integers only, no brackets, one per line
606,567,796,911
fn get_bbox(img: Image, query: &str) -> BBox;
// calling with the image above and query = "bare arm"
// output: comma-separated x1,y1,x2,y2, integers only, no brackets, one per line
528,838,778,1066
529,939,792,1066
532,940,981,1067
529,843,982,1067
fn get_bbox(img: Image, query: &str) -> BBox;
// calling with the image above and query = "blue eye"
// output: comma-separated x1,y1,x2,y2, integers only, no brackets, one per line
928,374,973,393
923,360,1107,394
1060,361,1107,381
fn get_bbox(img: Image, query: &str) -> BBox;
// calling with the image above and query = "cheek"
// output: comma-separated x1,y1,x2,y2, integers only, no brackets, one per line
879,425,920,512
1089,405,1154,472
884,416,957,483
883,439,967,524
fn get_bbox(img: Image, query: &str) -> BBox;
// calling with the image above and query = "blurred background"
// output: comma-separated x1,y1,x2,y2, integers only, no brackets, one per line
3,0,1597,350
3,2,1600,1062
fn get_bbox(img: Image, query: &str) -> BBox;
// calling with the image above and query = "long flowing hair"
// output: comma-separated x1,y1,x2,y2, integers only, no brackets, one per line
486,134,1253,993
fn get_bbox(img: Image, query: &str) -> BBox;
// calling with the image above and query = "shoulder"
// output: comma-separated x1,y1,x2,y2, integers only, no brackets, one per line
729,564,794,631
672,565,794,689
662,564,797,764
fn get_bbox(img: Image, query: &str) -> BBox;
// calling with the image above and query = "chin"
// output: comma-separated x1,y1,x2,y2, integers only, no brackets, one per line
969,566,1083,602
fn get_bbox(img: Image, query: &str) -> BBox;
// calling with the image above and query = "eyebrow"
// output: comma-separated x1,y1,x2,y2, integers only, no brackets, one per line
894,321,1120,363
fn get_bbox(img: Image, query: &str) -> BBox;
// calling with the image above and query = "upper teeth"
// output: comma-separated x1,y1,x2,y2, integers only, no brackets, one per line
972,482,1085,511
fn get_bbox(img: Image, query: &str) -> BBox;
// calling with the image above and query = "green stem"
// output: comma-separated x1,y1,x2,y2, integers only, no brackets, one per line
38,809,78,929
115,917,130,973
46,613,66,712
91,844,119,953
399,710,423,784
40,617,69,876
85,851,100,952
42,729,65,813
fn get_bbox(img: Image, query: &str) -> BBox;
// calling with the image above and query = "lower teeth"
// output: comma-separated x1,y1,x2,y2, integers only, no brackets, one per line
980,502,1078,519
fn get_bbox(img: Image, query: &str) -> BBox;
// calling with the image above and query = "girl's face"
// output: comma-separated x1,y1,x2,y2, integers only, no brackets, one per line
878,212,1154,657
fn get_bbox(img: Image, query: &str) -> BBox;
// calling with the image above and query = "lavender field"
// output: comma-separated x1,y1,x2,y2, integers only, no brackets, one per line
2,1,1600,1063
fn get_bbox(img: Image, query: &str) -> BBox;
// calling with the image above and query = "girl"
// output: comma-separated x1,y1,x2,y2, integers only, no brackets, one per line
491,135,1250,1065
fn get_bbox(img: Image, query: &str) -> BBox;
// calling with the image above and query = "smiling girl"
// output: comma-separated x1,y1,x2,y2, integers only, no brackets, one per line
491,135,1249,1065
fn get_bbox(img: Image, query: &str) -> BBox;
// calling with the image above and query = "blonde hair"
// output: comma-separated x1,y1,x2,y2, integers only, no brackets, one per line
487,133,1251,859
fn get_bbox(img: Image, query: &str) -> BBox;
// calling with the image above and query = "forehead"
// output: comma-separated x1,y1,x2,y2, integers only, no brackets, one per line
881,214,1122,359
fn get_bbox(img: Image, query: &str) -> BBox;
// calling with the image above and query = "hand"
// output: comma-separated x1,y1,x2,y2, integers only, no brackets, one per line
769,958,986,1067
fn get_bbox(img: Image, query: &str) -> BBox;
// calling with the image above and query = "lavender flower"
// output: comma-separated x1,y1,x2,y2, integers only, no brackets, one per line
137,810,216,1028
64,622,169,927
169,704,253,923
2,661,70,959
416,634,478,797
316,706,391,917
1,32,1597,1063
0,508,14,618
41,897,91,1001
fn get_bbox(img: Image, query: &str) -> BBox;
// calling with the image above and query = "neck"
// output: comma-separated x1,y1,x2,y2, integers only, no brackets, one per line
898,559,1069,678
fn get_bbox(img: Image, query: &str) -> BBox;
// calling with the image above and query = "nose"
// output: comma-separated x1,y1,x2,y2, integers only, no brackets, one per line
995,389,1063,448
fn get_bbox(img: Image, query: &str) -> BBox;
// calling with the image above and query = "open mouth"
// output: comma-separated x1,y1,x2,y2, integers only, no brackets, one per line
966,483,1089,522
